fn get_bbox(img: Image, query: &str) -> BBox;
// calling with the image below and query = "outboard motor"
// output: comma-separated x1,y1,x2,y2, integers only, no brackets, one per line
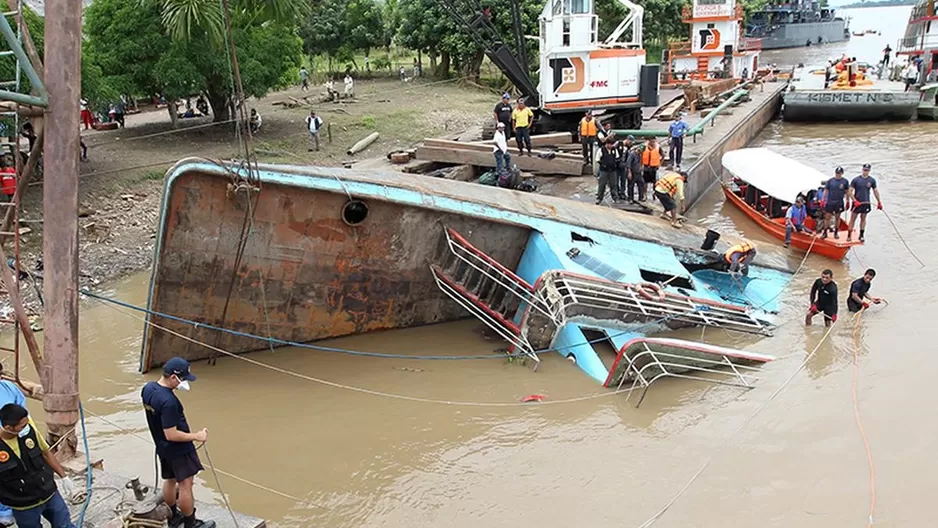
701,229,721,251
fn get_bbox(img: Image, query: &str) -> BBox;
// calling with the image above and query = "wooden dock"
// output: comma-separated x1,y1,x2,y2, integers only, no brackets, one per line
68,468,265,528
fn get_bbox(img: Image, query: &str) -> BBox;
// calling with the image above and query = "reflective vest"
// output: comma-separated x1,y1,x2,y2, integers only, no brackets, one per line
0,169,14,196
654,173,682,197
579,118,597,137
0,427,57,508
724,242,755,263
642,145,661,167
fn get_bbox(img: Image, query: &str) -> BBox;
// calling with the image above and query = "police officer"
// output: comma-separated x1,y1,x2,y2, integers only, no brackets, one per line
0,404,75,528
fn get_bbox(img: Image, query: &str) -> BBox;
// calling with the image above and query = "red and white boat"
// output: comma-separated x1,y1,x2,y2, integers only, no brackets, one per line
721,148,862,260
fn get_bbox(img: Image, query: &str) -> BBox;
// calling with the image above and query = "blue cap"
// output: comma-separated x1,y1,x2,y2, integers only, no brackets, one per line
502,92,510,99
627,134,635,141
163,357,197,381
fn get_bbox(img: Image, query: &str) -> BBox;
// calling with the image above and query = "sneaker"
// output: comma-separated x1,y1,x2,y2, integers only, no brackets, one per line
859,234,865,242
595,199,602,205
169,510,185,528
783,242,790,248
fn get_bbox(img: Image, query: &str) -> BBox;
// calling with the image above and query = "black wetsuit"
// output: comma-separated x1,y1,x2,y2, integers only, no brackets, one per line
810,278,838,318
847,277,871,313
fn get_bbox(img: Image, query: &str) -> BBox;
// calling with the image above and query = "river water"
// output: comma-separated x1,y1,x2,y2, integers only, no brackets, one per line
5,5,937,527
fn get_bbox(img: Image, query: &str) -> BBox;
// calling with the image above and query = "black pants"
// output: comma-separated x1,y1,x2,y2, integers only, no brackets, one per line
581,136,595,165
669,136,684,166
616,167,628,198
596,169,617,203
515,126,532,153
625,172,643,201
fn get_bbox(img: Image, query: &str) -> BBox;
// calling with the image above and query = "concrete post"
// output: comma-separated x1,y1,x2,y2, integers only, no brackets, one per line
41,0,81,458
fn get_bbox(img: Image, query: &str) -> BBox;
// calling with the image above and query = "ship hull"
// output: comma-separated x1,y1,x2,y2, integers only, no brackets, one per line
750,20,849,50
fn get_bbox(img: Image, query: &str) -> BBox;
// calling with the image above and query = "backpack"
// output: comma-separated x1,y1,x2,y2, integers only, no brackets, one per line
516,177,538,193
497,165,521,189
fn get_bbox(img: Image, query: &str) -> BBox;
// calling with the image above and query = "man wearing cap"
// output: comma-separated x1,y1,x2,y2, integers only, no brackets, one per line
142,358,214,528
821,166,850,239
493,93,513,139
622,135,643,202
578,110,598,166
667,113,689,168
614,135,634,201
492,122,511,174
847,163,883,242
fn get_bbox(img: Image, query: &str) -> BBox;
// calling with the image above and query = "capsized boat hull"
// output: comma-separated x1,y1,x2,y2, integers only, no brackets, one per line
722,185,859,260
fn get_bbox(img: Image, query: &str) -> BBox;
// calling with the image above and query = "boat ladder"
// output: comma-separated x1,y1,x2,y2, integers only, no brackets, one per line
429,228,557,365
613,341,765,408
537,270,773,336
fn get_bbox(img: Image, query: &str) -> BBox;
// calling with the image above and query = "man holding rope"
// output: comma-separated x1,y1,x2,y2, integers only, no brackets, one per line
806,269,838,326
142,358,215,528
847,268,883,313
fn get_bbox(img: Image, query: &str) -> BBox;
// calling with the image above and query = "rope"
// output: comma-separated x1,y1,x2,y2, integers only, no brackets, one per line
78,406,326,509
198,442,240,528
95,297,640,407
77,402,93,527
80,288,684,360
851,308,877,527
633,313,851,528
880,209,924,268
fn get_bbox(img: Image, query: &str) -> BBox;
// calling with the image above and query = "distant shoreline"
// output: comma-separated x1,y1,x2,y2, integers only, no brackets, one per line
839,0,915,8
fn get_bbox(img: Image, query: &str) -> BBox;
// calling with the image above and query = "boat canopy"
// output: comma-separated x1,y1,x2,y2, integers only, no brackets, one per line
722,148,827,204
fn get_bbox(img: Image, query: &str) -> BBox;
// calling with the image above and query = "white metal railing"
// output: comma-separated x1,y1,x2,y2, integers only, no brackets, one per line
614,343,765,407
897,33,938,54
430,266,539,364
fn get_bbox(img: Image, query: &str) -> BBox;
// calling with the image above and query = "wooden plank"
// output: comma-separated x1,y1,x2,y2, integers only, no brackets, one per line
656,96,686,121
415,146,585,176
422,138,582,161
479,132,574,148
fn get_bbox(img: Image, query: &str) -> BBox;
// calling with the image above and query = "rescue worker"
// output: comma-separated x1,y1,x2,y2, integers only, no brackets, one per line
595,137,619,205
0,404,75,528
579,110,598,166
821,166,849,239
622,135,642,202
0,157,15,204
0,363,26,526
615,135,634,201
806,269,838,327
724,241,757,277
784,194,811,248
667,113,689,168
142,358,215,528
653,170,687,228
847,163,883,242
640,137,663,202
847,268,882,313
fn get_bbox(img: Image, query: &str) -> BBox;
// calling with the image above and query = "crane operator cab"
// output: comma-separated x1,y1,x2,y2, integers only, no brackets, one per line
537,0,659,129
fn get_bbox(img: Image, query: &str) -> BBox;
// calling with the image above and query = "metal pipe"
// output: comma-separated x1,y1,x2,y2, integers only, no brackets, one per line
0,13,45,107
611,90,749,139
42,0,81,459
0,240,43,383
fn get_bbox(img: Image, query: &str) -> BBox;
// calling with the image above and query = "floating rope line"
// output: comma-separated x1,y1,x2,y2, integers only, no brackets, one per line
851,308,877,527
880,209,924,268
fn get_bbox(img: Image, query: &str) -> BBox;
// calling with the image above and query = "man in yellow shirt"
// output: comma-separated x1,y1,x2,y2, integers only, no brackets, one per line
511,98,534,156
0,404,75,528
653,170,687,228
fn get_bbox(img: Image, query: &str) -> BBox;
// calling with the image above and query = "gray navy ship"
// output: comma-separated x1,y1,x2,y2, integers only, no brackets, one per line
745,0,850,50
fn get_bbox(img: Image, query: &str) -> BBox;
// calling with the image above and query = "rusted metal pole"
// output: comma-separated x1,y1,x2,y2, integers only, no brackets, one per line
0,240,43,384
41,0,81,458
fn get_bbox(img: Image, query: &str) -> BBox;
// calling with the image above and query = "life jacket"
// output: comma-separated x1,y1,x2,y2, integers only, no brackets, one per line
654,173,682,197
0,169,15,196
641,145,661,167
579,118,597,137
724,242,755,263
0,427,57,508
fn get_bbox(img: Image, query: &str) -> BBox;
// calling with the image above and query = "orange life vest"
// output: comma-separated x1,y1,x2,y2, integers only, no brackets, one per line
0,168,15,196
642,145,661,167
724,242,755,263
654,173,682,197
579,118,597,137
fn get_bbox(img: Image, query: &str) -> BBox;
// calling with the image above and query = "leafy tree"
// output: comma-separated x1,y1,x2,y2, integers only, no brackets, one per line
346,0,384,56
299,0,348,71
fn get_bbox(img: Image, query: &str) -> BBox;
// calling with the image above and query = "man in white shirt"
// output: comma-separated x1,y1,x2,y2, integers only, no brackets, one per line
343,74,354,98
492,122,511,174
305,110,323,152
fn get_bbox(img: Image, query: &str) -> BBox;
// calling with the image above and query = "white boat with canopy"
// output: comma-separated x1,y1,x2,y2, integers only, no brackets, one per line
722,147,827,203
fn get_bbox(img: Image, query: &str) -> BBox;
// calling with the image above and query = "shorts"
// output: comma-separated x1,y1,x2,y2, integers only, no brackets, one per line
643,167,658,184
824,201,844,214
159,450,204,482
852,203,871,214
655,191,676,212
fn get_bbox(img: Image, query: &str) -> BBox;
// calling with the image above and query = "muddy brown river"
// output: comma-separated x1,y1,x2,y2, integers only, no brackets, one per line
3,6,936,527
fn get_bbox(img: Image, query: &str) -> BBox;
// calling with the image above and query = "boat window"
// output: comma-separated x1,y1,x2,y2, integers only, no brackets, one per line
341,199,369,226
639,269,694,290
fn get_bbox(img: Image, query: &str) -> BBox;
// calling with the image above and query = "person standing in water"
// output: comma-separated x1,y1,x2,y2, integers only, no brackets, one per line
806,269,838,327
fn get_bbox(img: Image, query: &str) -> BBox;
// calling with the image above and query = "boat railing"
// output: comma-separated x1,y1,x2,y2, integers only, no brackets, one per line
897,33,938,55
536,270,774,336
613,342,766,407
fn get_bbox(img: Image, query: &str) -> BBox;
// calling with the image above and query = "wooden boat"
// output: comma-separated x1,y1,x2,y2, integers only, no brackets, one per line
721,148,863,260
918,83,938,120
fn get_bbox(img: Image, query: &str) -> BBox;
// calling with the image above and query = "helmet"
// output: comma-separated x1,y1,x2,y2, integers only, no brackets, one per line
835,166,844,174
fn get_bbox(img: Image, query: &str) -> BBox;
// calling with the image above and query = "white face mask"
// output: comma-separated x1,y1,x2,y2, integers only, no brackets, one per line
177,380,191,392
5,424,29,438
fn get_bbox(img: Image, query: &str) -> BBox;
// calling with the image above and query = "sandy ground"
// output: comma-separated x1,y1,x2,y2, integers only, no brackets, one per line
8,78,497,315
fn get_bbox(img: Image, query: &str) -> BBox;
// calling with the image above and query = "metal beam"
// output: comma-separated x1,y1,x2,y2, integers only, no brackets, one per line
41,0,80,458
0,12,46,107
